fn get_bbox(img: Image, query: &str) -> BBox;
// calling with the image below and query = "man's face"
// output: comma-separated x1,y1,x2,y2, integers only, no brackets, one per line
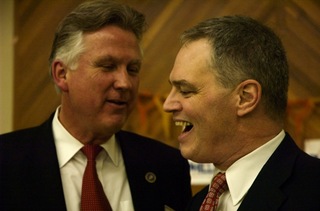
61,25,142,138
163,39,238,164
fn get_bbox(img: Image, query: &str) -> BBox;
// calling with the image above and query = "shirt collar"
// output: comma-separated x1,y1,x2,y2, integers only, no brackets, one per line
100,135,119,166
216,130,285,206
52,107,120,168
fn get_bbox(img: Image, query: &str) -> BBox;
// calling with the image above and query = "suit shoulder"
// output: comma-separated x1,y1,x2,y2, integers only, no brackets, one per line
1,126,40,141
297,150,320,172
0,120,52,145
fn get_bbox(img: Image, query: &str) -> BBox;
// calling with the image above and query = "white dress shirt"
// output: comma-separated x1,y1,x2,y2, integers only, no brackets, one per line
52,108,134,211
212,130,285,211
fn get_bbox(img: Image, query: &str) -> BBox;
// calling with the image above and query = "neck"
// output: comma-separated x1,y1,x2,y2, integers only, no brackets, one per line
58,106,113,145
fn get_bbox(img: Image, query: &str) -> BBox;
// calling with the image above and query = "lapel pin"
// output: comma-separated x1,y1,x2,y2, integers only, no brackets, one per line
145,172,156,183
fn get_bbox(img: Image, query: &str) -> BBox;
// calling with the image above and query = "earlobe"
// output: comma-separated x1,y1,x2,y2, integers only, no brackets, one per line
51,60,68,92
236,79,261,116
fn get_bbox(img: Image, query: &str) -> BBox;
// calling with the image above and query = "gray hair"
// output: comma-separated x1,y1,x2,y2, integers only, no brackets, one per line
49,0,146,89
180,15,288,121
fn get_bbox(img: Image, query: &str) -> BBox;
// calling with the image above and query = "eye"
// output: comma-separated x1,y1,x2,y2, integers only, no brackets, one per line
180,90,191,95
101,64,116,71
127,65,140,75
179,89,194,97
179,85,198,97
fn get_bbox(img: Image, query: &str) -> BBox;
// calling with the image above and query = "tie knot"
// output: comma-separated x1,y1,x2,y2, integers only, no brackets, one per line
81,145,103,160
210,172,228,196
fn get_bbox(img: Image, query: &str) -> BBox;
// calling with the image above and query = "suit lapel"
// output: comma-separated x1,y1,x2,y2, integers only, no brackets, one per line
116,131,163,210
186,186,208,210
28,116,67,210
238,134,298,211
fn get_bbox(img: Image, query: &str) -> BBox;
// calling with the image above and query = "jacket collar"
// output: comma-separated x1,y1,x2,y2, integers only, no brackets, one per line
238,134,298,211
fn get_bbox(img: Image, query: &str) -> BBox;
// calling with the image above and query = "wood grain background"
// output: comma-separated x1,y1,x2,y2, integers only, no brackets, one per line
14,0,320,144
13,0,320,193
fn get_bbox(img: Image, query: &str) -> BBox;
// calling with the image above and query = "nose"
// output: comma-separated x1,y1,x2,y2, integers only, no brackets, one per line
114,68,133,90
163,90,182,113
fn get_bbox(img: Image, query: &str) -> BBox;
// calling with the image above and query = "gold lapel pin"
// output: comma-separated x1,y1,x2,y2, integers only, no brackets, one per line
145,172,157,183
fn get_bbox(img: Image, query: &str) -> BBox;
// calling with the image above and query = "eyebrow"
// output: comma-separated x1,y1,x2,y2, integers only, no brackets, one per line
170,79,197,90
93,56,142,67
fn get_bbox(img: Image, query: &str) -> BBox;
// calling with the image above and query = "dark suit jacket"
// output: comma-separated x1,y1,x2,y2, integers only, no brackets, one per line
187,133,320,211
0,115,192,211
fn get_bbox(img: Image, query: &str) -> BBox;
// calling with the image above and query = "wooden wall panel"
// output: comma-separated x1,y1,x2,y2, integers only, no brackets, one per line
12,0,320,198
14,0,86,129
13,0,320,150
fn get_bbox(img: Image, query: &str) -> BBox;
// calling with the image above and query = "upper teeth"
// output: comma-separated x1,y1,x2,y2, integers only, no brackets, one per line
175,121,192,132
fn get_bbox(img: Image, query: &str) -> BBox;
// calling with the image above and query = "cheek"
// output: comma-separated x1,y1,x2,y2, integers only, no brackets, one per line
129,78,140,97
68,70,93,89
132,77,140,89
194,98,231,133
207,103,235,140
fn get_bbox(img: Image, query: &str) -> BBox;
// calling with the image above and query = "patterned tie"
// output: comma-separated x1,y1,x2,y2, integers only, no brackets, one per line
81,145,112,211
200,172,228,211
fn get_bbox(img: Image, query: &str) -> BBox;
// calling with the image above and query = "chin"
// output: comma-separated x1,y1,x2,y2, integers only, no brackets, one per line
100,121,123,133
180,148,194,160
181,148,205,163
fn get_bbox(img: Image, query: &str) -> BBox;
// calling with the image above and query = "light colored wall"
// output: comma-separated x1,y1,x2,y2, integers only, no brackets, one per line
0,0,14,134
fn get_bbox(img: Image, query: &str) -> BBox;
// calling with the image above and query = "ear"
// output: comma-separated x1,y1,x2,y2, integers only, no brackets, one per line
51,60,68,92
236,79,261,117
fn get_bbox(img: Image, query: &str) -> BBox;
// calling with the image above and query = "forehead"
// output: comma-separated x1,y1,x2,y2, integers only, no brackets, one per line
84,25,138,43
82,25,142,58
170,39,214,81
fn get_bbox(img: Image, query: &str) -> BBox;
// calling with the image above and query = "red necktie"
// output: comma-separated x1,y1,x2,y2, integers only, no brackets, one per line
81,145,112,211
200,172,228,211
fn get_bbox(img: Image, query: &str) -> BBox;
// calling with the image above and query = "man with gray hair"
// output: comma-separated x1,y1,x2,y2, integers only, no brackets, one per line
0,1,192,210
164,15,320,210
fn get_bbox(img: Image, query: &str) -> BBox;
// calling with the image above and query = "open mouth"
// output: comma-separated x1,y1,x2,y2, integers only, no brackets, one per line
175,121,194,133
108,100,127,106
